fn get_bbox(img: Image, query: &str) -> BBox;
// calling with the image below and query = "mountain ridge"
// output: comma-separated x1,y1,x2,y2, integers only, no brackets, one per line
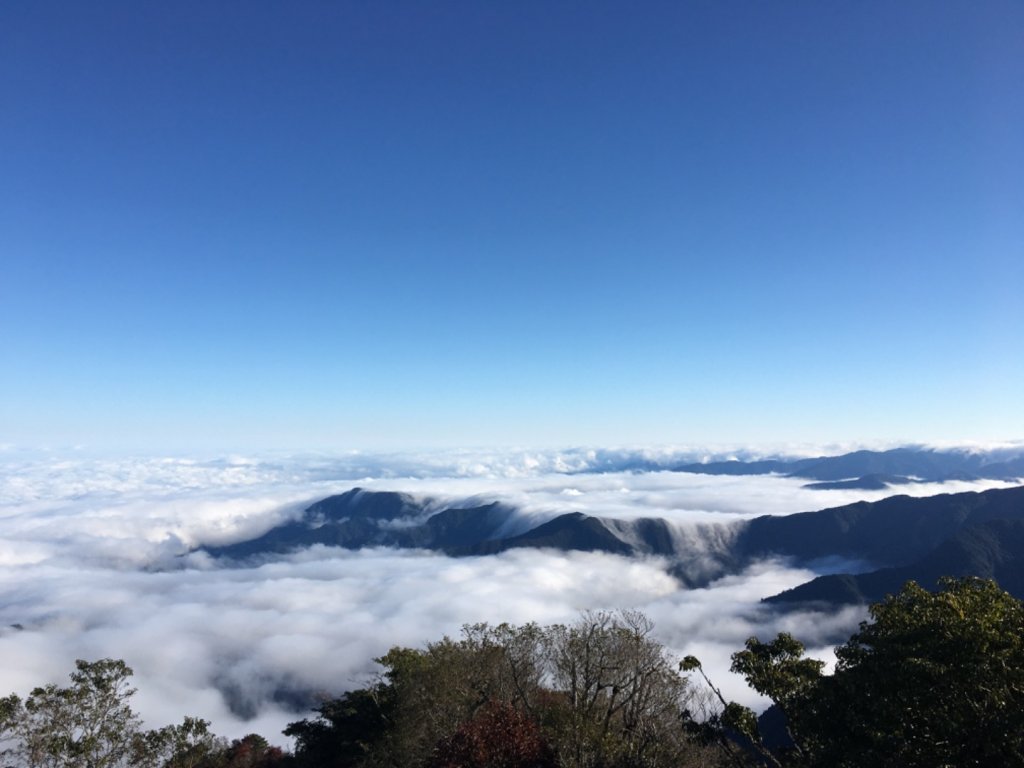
766,518,1024,605
201,480,1024,607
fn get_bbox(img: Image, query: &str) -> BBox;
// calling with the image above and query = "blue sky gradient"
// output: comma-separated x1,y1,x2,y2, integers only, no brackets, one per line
2,1,1022,451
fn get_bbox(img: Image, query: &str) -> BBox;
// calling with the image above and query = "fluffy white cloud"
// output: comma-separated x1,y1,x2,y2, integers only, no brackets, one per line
0,447,1017,742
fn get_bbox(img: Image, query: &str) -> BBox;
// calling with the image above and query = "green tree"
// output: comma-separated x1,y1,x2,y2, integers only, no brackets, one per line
152,716,224,768
812,577,1024,767
545,610,700,768
291,624,549,768
286,612,721,768
696,577,1024,768
0,659,287,768
0,658,149,768
285,687,391,768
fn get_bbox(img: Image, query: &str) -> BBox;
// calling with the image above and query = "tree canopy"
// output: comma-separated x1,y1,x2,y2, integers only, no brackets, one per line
0,660,287,768
6,578,1024,768
286,610,719,768
698,577,1024,768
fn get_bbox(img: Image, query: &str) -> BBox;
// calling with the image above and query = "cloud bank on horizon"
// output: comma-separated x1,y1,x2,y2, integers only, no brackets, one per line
0,444,1021,742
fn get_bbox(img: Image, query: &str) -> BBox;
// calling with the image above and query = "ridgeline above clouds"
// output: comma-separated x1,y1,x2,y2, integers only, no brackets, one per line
198,483,1024,602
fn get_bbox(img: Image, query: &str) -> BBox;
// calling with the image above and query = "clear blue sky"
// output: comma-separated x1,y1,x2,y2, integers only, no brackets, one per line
2,1,1022,452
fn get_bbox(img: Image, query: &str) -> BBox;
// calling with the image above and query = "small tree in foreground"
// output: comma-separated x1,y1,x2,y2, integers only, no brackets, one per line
0,658,147,768
0,660,286,768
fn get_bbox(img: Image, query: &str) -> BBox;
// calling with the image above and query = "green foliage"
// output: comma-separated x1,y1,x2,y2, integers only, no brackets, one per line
544,610,700,768
153,716,223,768
0,660,286,768
12,581,1022,768
718,703,758,746
729,634,824,707
700,577,1024,768
727,633,825,765
1,658,148,768
285,687,391,768
810,577,1024,767
286,611,721,768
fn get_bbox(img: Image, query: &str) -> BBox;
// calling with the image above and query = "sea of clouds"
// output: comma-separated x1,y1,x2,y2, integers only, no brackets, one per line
0,446,1019,742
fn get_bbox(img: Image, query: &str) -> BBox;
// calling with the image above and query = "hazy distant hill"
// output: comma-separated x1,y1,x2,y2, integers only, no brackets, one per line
672,459,814,476
675,447,1023,484
801,473,914,491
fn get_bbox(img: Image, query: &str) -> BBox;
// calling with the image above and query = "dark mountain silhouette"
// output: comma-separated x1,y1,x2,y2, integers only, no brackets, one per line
802,473,914,490
735,485,1024,566
203,483,1024,609
421,503,519,549
455,514,740,585
459,512,634,556
205,488,518,559
305,488,421,521
767,518,1024,605
202,490,740,585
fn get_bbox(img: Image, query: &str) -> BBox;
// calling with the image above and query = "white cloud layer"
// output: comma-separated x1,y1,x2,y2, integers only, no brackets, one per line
0,447,1018,742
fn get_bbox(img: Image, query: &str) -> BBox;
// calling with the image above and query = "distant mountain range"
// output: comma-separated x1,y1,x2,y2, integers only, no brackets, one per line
202,448,1024,609
674,447,1024,487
